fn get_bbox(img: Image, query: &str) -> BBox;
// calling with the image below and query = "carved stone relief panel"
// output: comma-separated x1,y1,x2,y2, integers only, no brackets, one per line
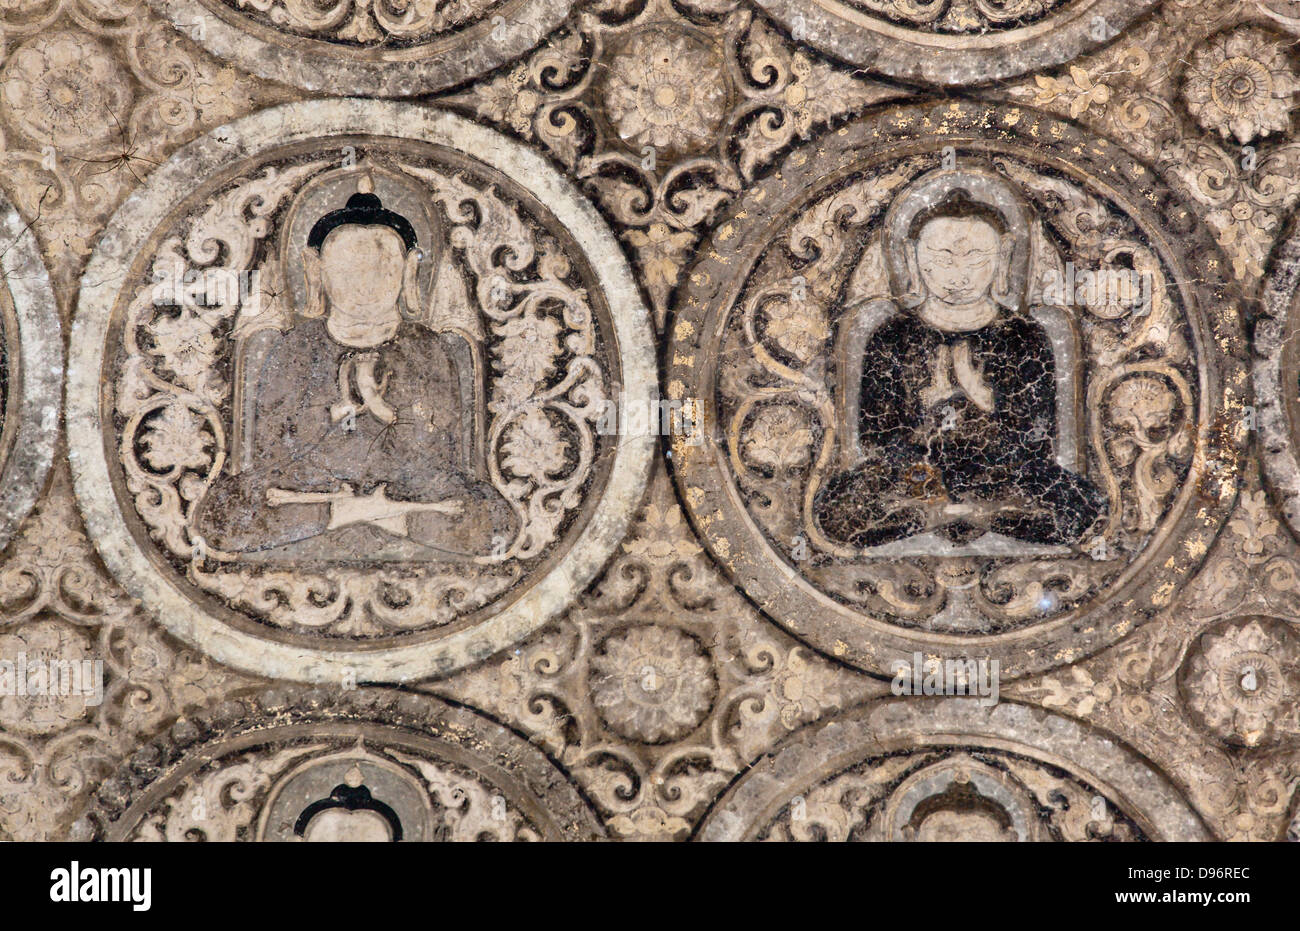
67,100,655,682
86,689,606,840
668,99,1249,680
3,0,1300,845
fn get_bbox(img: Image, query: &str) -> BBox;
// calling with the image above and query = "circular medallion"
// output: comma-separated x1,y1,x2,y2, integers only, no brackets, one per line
0,30,134,153
146,0,573,96
696,700,1211,841
87,688,605,841
0,190,61,554
1178,615,1300,749
68,100,654,682
601,27,729,158
750,0,1159,86
1180,26,1300,146
589,624,717,743
667,100,1245,679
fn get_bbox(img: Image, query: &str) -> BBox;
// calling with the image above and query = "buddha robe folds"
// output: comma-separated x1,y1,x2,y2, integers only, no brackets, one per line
814,311,1106,548
193,318,514,560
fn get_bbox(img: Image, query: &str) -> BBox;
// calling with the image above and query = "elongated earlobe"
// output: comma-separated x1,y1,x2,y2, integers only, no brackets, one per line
992,233,1015,309
301,248,325,319
900,245,924,307
401,249,421,320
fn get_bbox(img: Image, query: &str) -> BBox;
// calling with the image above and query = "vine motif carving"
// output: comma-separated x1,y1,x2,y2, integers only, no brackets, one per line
444,0,900,324
224,0,500,45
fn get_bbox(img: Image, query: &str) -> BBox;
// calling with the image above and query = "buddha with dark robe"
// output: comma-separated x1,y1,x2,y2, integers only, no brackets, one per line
813,168,1106,549
193,191,514,560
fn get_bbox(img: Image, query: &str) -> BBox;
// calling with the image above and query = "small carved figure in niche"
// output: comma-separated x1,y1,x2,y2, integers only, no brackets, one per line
193,188,514,560
814,168,1106,548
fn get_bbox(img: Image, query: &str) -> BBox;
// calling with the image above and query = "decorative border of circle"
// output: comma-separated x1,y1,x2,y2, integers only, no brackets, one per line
695,699,1213,841
0,191,61,554
68,99,656,683
87,687,607,841
665,98,1247,681
148,0,574,97
1255,214,1300,538
752,0,1159,86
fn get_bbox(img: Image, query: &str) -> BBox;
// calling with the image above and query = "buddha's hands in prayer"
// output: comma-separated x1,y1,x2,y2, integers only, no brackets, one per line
266,484,465,538
918,341,995,413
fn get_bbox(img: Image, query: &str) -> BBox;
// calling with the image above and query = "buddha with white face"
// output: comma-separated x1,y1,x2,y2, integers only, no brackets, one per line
194,191,514,561
317,225,409,346
912,216,1004,328
814,175,1106,549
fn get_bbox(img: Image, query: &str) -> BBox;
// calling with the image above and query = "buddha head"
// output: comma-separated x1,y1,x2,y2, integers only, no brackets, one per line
292,764,404,842
901,782,1021,842
910,198,1007,308
881,756,1044,842
884,166,1031,323
301,190,421,324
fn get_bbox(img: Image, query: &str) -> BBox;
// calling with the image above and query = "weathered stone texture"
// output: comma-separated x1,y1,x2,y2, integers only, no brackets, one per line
1,0,1299,842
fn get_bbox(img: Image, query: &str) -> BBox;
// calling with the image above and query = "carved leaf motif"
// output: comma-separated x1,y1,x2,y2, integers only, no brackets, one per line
744,406,814,470
399,161,609,562
493,312,564,409
762,297,829,366
997,156,1194,542
1031,67,1112,118
387,750,540,841
736,20,898,181
191,563,518,635
763,756,925,842
116,162,330,566
147,311,222,400
502,410,568,482
139,402,214,473
132,746,321,842
625,224,697,292
1159,139,1300,280
445,29,593,168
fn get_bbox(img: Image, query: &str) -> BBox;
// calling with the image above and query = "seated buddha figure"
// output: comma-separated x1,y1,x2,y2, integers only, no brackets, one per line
192,190,514,560
813,168,1106,549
